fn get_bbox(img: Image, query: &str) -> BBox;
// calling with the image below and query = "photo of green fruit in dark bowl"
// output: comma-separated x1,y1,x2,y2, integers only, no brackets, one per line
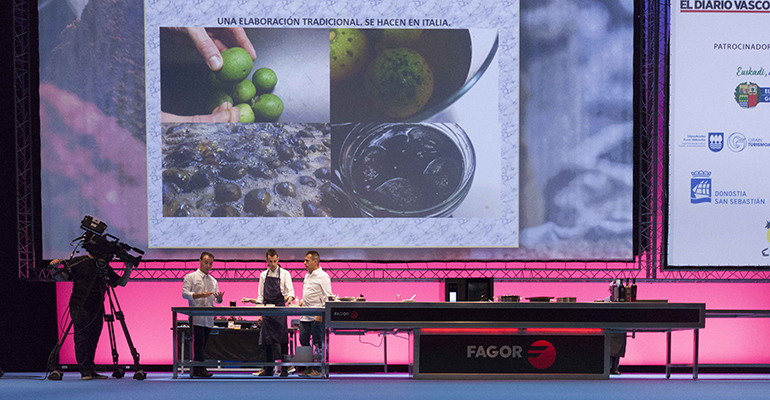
330,29,497,123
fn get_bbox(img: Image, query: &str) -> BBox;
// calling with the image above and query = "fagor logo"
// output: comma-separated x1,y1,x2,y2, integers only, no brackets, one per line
528,340,556,369
466,345,523,359
332,310,357,319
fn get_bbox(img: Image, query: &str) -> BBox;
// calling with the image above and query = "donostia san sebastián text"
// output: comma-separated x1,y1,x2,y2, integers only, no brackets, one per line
713,191,767,205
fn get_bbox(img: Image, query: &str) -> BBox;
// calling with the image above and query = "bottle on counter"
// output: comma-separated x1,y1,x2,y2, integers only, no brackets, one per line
611,279,619,302
618,279,626,302
624,279,632,302
631,278,637,302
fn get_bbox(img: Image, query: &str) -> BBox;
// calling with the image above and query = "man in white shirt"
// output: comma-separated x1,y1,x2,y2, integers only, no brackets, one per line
298,250,332,377
182,251,224,378
242,249,294,377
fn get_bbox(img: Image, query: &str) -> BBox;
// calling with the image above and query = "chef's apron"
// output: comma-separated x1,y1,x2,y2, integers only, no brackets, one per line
259,269,288,345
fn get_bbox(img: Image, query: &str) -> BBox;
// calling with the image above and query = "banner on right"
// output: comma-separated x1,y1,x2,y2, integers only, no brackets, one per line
668,1,770,268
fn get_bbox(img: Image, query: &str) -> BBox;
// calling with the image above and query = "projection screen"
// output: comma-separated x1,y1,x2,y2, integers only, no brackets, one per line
39,0,635,261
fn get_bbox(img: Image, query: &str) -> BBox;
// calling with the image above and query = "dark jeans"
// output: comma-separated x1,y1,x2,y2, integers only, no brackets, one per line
192,325,211,374
299,320,324,372
263,343,289,373
72,306,104,377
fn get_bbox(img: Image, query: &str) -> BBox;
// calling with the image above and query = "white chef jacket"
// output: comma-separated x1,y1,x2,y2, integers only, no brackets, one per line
257,266,295,304
300,267,332,322
182,269,221,327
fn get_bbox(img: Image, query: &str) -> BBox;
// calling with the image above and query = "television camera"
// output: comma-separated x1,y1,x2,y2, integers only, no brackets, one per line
47,216,147,381
78,216,144,267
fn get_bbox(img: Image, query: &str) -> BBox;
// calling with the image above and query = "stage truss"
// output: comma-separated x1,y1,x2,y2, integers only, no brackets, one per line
95,257,770,282
15,0,770,282
14,0,36,280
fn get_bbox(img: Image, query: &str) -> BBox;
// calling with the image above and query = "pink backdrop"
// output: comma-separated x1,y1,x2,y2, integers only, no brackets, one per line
56,277,770,366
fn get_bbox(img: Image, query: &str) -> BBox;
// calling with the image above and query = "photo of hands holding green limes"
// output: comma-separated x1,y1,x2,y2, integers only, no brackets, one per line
206,48,283,123
160,28,329,123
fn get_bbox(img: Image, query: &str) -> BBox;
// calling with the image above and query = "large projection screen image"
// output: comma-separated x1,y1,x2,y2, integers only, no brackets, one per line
668,2,770,268
39,0,634,261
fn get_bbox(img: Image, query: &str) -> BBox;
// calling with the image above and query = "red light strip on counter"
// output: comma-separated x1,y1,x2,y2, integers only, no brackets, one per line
523,328,604,334
420,328,603,335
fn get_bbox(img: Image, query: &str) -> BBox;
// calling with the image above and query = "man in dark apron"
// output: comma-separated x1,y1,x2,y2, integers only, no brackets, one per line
242,249,294,377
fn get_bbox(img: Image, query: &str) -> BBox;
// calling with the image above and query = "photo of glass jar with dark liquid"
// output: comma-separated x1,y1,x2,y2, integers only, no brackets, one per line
338,123,475,217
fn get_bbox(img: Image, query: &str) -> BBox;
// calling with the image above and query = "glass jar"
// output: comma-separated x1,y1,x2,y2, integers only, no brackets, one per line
338,123,475,217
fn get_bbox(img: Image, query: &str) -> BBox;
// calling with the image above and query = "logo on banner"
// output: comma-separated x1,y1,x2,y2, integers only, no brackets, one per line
764,221,770,257
690,171,712,204
728,132,747,152
527,340,556,369
467,344,523,359
748,137,770,148
681,1,770,11
735,82,770,108
332,310,357,319
708,132,724,152
678,134,707,148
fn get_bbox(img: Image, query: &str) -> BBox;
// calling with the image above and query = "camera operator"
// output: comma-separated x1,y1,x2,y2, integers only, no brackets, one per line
49,234,134,380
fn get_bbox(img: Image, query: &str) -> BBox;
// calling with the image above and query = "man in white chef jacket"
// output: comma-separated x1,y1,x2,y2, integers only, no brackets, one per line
298,250,333,377
242,249,295,377
182,251,224,378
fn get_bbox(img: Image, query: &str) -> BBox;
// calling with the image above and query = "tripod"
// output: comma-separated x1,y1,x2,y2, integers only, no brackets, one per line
48,271,146,380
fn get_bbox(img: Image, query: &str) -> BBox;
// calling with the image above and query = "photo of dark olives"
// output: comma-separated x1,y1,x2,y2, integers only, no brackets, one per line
335,123,475,217
162,122,357,217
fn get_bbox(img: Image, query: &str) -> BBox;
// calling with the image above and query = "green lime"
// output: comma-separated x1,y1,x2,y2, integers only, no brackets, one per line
236,103,255,123
209,71,234,89
216,47,254,82
207,91,233,113
329,28,367,82
252,68,277,94
232,79,257,103
365,48,434,119
252,93,284,121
